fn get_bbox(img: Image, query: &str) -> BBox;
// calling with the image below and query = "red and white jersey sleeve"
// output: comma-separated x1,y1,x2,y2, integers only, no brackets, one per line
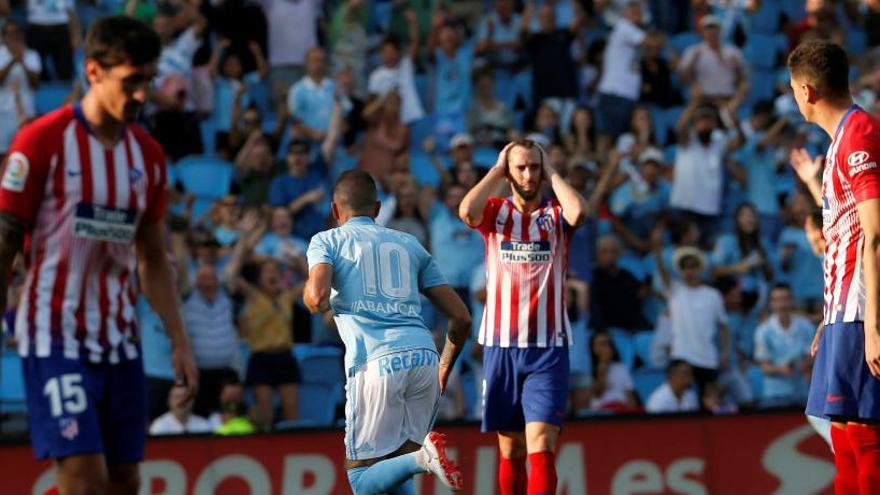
0,105,169,363
821,107,880,324
473,197,574,348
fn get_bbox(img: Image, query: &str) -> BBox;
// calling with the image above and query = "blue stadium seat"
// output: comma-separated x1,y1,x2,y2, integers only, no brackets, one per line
35,82,73,115
633,331,655,368
747,365,765,399
847,30,868,58
294,345,344,385
409,150,442,188
747,0,782,34
199,119,217,157
633,368,666,404
174,156,234,197
748,70,777,106
0,350,26,414
608,328,635,370
290,345,344,426
408,118,434,152
669,32,700,54
745,33,785,71
473,146,499,169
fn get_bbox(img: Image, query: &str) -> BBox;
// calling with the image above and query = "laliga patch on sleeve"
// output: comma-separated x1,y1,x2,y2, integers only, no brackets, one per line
1,152,29,192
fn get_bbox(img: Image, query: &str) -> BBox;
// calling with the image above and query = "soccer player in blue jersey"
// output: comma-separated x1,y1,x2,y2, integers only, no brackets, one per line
304,170,472,494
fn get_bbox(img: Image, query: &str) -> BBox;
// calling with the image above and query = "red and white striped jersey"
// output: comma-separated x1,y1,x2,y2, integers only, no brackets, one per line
821,106,880,325
473,197,574,348
0,105,168,362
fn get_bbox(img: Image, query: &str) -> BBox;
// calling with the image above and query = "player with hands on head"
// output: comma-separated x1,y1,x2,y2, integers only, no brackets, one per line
304,170,471,494
459,139,589,495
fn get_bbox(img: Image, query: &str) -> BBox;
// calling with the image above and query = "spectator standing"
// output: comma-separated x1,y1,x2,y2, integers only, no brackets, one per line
0,21,40,156
225,211,302,426
260,0,320,100
595,1,648,142
209,38,269,152
654,241,731,398
367,11,425,124
754,284,814,408
427,15,474,144
359,91,409,186
520,1,583,123
563,106,598,163
149,385,214,436
732,103,788,239
183,265,242,417
669,97,743,243
269,139,329,241
288,47,338,144
677,15,749,104
609,147,671,253
25,0,78,81
475,0,524,108
645,360,699,413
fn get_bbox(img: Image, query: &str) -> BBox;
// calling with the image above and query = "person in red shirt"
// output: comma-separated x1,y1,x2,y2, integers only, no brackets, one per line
0,16,197,494
459,139,589,495
789,40,880,495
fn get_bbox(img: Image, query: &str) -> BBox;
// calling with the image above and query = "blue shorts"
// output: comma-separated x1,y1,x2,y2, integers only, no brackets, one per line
481,346,569,432
806,322,880,422
23,353,147,463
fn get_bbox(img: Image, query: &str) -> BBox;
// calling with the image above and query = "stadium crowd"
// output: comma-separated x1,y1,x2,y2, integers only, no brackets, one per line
1,0,878,434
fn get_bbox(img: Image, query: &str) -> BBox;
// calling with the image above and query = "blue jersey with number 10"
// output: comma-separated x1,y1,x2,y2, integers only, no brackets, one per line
307,216,447,370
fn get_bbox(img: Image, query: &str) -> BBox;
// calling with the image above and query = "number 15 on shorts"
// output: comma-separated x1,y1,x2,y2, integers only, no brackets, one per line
44,374,87,417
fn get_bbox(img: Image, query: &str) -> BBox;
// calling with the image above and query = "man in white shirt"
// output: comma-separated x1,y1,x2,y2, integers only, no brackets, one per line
677,15,749,105
0,21,41,154
646,360,699,413
367,11,425,124
149,385,213,436
25,0,78,81
654,243,730,400
669,97,743,244
596,1,650,141
261,0,320,101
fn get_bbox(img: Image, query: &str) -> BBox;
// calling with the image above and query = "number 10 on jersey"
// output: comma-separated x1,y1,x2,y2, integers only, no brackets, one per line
357,241,413,299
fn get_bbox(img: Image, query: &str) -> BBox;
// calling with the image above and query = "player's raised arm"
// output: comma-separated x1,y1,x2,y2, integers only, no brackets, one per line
424,285,472,393
459,142,514,227
856,197,880,377
538,145,588,227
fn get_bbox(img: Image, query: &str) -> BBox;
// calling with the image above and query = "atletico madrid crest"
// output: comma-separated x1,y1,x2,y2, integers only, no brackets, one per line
536,213,555,233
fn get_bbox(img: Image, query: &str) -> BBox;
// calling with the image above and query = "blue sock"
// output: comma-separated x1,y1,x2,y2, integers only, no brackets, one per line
390,478,415,495
350,452,426,495
347,467,368,493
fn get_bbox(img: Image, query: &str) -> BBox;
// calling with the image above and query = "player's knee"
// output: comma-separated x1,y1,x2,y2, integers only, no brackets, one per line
59,475,108,495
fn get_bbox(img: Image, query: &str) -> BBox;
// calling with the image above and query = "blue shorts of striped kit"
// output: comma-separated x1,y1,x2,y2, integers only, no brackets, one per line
807,321,880,422
481,346,569,432
23,351,146,463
